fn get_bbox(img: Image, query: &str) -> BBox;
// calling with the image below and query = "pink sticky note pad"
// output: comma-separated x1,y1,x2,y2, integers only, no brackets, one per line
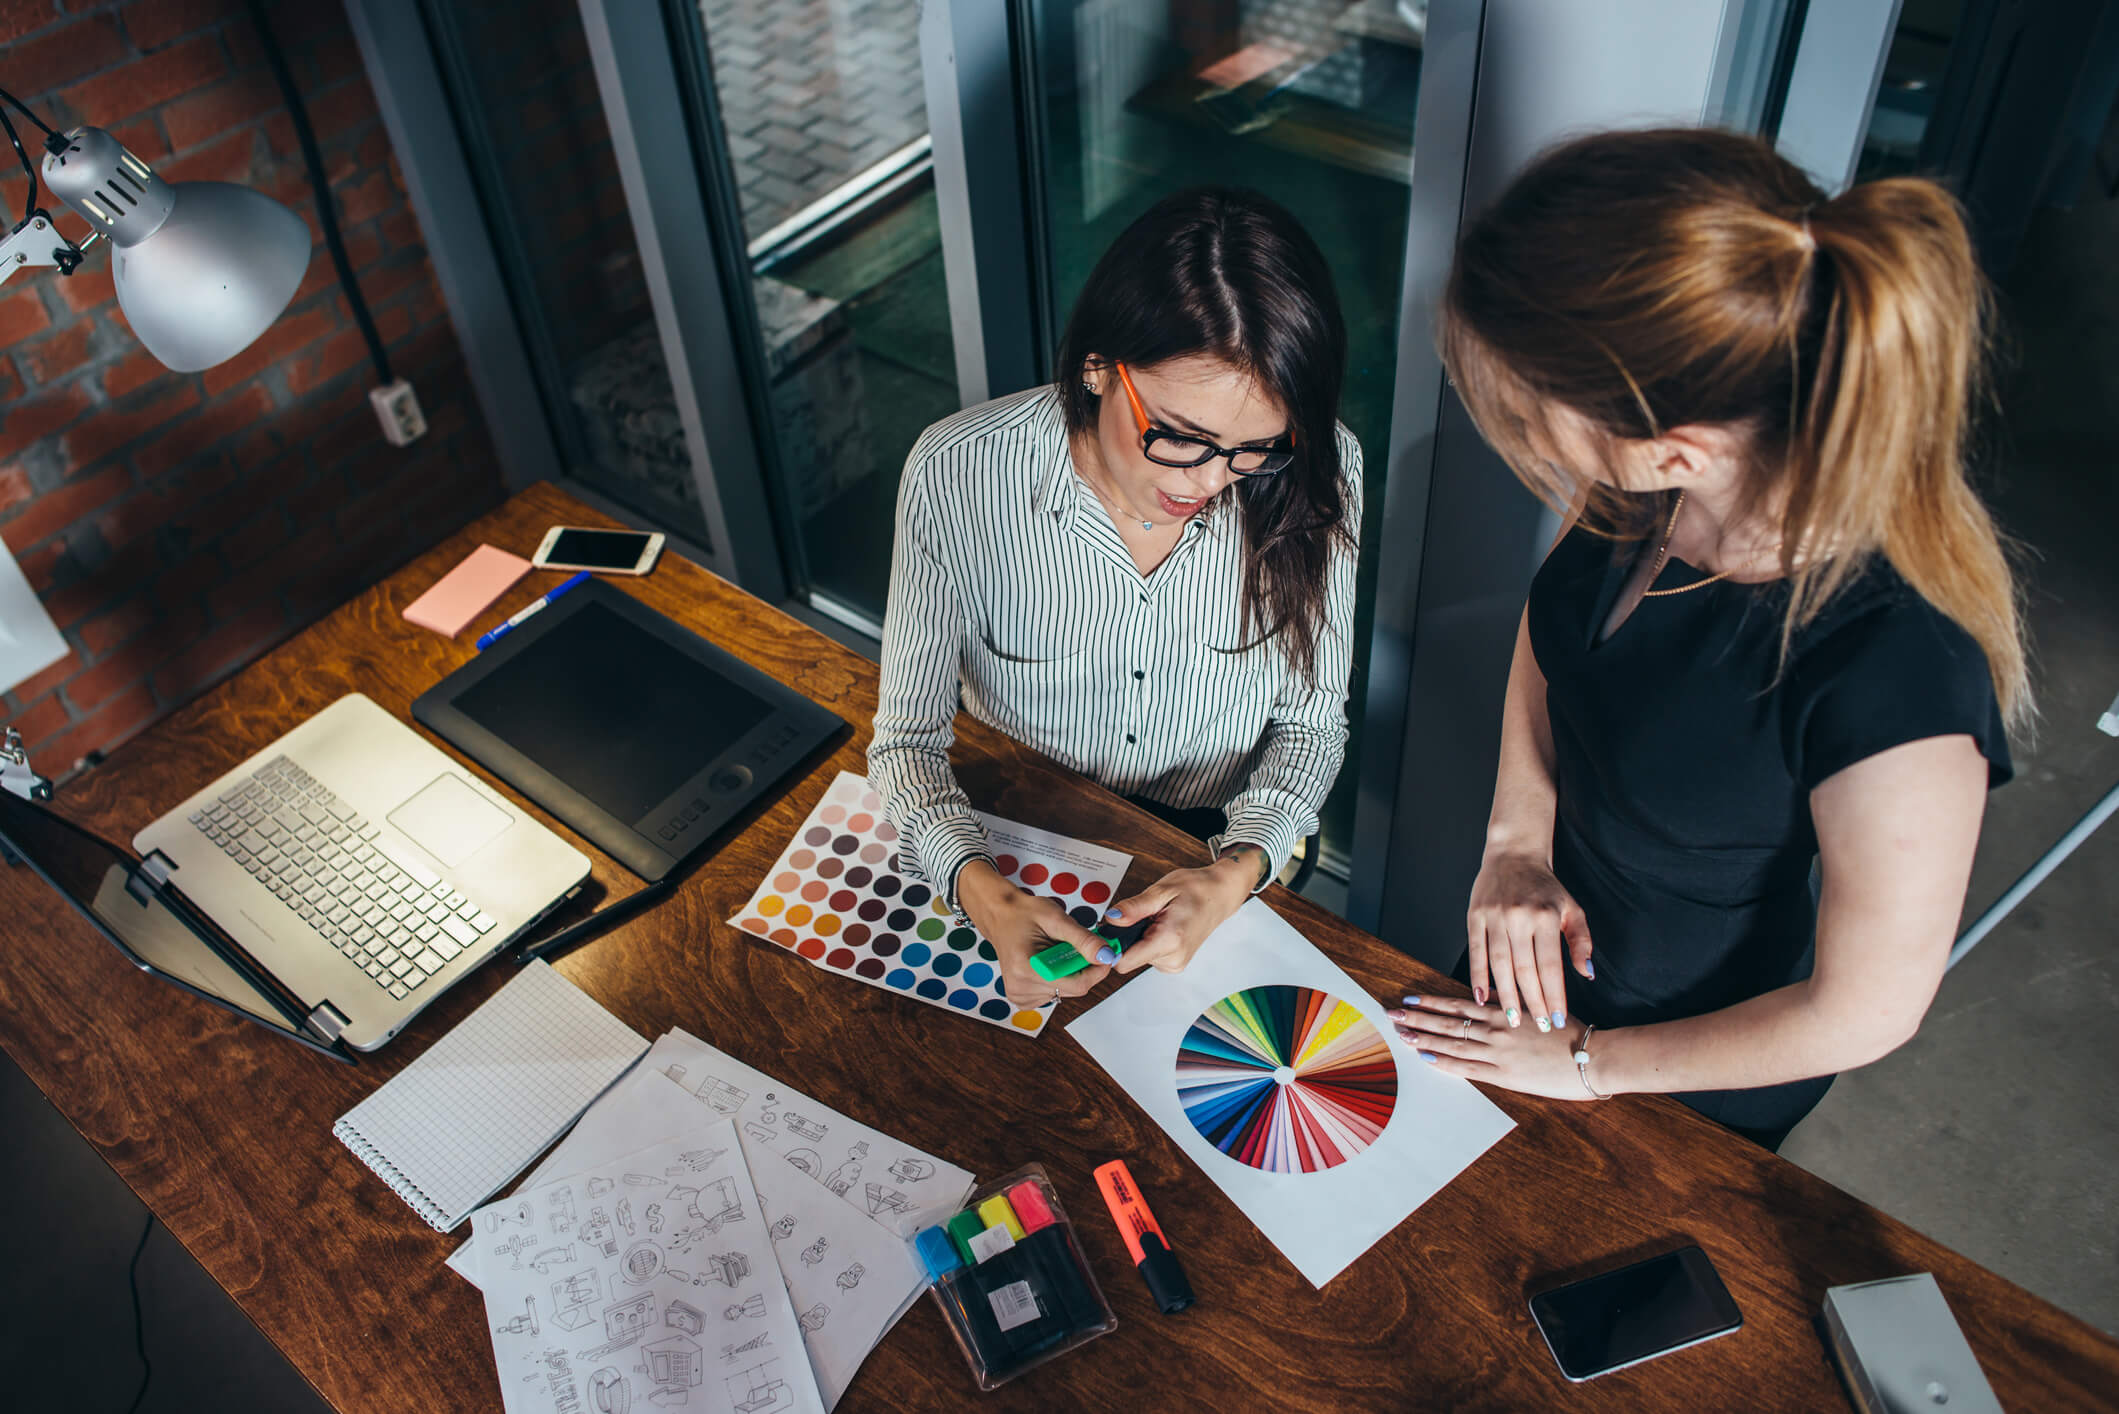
402,545,533,637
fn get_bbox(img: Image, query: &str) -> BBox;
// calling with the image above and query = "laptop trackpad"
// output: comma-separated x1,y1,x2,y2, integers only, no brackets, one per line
387,774,512,868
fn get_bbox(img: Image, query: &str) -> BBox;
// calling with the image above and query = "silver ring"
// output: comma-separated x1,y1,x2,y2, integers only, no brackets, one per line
1459,1018,1473,1040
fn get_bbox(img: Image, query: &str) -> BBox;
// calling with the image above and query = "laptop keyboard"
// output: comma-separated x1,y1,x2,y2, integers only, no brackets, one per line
187,756,501,1002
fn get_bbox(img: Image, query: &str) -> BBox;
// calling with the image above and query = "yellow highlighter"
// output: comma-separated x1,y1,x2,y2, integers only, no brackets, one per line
977,1194,1027,1243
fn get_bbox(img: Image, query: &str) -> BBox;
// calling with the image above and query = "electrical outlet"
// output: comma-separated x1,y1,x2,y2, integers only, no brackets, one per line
369,379,427,447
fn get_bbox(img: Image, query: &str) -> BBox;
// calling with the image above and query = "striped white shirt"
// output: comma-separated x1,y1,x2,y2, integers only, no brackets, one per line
869,385,1361,905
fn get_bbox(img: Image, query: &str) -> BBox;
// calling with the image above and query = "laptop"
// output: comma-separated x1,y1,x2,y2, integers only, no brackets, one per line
2,693,589,1056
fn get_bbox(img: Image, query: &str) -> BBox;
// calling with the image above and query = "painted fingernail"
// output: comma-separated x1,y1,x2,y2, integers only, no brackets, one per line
1418,1051,1439,1064
1535,1014,1552,1033
1474,986,1488,1005
1504,1007,1519,1028
1402,995,1421,1006
1094,945,1118,964
1104,907,1124,921
1552,1009,1566,1027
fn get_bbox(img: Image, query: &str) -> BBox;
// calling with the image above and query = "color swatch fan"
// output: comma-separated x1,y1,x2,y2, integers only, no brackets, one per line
1176,986,1397,1173
731,772,1133,1036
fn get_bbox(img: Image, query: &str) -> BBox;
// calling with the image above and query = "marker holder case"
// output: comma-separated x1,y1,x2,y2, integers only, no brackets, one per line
911,1163,1118,1391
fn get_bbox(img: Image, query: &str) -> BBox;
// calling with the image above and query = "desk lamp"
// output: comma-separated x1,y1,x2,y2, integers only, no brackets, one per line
0,92,309,370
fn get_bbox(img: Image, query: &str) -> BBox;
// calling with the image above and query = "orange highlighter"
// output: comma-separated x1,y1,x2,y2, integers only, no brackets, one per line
1093,1159,1195,1313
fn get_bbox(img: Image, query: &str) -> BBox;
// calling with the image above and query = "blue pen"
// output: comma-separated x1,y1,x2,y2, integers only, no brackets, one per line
476,571,590,650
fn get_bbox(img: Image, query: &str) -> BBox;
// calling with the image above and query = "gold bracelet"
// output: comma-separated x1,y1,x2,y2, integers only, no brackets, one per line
1572,1024,1609,1100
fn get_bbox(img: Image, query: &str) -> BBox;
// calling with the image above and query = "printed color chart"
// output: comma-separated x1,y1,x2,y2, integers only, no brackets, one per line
731,772,1133,1036
1175,985,1399,1173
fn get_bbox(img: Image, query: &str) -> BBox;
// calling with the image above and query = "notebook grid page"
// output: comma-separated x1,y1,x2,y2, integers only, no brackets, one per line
335,961,646,1228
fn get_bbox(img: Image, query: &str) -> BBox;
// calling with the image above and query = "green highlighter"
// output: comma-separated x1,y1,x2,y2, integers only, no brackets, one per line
1029,917,1151,982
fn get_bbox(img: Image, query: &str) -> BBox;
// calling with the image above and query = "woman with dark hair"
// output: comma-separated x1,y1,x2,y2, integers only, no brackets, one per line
1389,127,2021,1150
870,187,1362,1008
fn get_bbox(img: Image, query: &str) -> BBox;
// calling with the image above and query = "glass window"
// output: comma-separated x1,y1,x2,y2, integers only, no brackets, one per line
692,0,964,630
1026,0,1429,863
427,1,716,548
1859,0,1965,180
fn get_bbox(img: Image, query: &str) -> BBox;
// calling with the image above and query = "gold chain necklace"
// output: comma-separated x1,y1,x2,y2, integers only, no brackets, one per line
1640,490,1735,598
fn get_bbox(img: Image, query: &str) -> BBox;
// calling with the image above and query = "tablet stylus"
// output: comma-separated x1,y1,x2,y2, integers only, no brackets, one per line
514,876,676,966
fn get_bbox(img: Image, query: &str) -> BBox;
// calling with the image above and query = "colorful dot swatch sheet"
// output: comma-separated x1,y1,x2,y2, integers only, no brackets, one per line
730,772,1133,1037
1175,986,1399,1174
1069,900,1515,1287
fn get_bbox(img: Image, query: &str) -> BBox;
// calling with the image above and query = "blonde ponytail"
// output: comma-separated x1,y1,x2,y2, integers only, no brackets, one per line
1791,181,2028,726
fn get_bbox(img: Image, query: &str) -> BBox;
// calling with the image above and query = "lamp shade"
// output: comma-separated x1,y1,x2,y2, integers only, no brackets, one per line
43,127,310,372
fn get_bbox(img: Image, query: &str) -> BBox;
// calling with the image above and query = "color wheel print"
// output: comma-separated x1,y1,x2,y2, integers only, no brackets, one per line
1175,986,1398,1173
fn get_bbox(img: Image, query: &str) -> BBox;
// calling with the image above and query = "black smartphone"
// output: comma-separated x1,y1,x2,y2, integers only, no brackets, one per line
1529,1245,1743,1381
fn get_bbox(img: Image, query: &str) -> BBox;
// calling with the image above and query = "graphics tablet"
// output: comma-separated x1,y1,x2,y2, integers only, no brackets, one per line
411,580,844,881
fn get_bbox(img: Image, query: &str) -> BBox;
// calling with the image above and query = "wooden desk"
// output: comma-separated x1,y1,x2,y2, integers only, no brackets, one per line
3,484,2113,1412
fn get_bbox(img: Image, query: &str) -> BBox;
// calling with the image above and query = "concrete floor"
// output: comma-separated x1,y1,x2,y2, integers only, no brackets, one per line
5,162,2117,1414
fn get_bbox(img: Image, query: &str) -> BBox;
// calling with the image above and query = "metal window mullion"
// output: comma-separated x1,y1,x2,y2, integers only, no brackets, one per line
575,0,789,599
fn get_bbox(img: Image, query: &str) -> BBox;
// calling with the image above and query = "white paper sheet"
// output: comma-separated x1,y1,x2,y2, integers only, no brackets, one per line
472,1120,822,1414
454,1066,937,1410
1067,899,1516,1287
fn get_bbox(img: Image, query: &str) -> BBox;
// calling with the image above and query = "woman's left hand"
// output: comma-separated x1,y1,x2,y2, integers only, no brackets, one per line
1104,849,1261,975
1386,994,1598,1101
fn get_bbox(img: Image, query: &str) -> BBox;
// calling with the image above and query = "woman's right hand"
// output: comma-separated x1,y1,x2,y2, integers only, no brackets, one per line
957,860,1111,1007
1466,849,1594,1035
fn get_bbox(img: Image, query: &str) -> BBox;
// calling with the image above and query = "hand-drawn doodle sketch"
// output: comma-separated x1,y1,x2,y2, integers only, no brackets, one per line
862,1184,913,1220
688,1178,743,1235
723,1294,766,1321
742,1122,776,1145
619,1240,664,1286
821,1143,866,1198
494,1234,537,1267
797,1237,827,1267
757,1093,779,1124
495,1297,539,1336
665,1299,705,1336
833,1264,864,1292
528,1245,577,1275
782,1114,827,1142
645,1203,664,1235
695,1075,748,1114
797,1303,829,1334
662,1064,688,1087
727,1359,796,1414
624,1173,666,1187
579,1288,658,1359
643,1333,703,1404
488,1199,534,1231
549,1186,577,1235
588,1367,627,1413
617,1198,636,1236
781,1148,820,1177
583,1208,618,1257
885,1158,933,1184
552,1272,599,1331
588,1176,616,1198
667,1147,725,1175
720,1332,770,1363
768,1215,796,1241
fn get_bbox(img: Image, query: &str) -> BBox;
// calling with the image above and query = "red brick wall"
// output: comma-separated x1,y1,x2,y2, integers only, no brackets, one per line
0,0,506,777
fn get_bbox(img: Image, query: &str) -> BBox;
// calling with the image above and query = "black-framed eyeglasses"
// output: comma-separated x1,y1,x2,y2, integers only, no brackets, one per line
1114,362,1295,477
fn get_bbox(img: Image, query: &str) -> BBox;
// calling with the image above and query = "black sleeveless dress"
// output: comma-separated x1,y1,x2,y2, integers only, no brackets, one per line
1521,525,2011,1150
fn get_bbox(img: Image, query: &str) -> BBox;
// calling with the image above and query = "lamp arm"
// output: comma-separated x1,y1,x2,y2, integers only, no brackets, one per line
2,728,53,803
0,212,90,286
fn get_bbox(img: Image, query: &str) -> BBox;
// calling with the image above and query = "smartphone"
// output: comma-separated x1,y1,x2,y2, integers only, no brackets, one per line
532,526,664,575
1529,1245,1743,1381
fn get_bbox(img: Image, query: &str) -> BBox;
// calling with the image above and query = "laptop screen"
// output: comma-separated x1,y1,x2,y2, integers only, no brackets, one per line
0,792,338,1055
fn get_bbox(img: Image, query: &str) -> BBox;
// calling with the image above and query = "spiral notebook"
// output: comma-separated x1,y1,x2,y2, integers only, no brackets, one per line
332,960,646,1232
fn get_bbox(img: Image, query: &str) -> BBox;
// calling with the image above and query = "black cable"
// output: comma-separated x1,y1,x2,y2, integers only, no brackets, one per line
0,82,62,140
0,103,35,226
244,0,393,386
126,1210,155,1414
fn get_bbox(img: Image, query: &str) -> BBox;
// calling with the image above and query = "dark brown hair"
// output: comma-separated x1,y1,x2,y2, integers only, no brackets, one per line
1440,127,2026,723
1055,187,1354,686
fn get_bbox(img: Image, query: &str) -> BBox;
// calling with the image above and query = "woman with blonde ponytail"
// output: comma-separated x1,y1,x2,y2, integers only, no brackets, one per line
1389,128,2023,1149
